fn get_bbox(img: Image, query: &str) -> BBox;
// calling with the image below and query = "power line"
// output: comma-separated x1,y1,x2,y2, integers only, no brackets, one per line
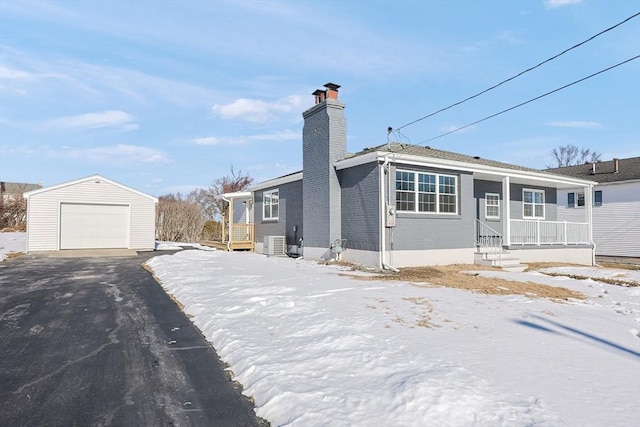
403,55,639,147
395,11,640,132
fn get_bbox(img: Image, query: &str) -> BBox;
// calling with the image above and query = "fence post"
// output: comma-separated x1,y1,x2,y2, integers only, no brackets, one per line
563,220,567,245
536,219,540,246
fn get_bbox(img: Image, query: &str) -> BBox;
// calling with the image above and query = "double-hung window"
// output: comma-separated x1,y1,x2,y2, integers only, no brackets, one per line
568,190,602,207
567,192,585,207
523,189,544,219
395,170,458,214
485,193,500,219
263,189,279,220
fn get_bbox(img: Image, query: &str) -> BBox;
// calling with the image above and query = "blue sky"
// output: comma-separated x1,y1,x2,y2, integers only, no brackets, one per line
1,0,638,196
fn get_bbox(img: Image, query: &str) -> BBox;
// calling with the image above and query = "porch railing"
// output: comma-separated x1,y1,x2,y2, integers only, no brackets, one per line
229,223,254,244
510,219,589,245
475,219,503,264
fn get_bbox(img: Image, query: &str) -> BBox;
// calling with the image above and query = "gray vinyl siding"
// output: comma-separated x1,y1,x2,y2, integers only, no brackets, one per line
391,166,475,251
509,184,557,221
26,179,156,252
254,179,303,247
474,180,504,232
339,162,380,251
232,198,247,223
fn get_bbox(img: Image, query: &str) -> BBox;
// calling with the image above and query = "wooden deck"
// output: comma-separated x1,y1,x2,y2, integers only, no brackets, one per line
200,239,254,252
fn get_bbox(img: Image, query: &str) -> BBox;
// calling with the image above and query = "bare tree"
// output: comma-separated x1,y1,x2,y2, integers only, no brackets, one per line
211,166,254,218
551,144,602,167
155,194,205,242
0,183,28,231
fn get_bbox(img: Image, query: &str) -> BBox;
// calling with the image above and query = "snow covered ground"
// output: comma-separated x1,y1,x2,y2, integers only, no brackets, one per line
147,250,640,427
0,232,25,261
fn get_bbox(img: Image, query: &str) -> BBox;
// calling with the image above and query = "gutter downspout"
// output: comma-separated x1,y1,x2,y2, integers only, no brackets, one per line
380,154,399,272
587,183,595,266
378,161,385,270
222,196,231,251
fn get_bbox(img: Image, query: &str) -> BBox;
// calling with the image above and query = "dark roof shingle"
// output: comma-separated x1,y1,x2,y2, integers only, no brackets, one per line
546,157,640,183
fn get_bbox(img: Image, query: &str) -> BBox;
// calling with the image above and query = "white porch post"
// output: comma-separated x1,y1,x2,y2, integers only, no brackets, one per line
586,183,594,265
502,176,511,246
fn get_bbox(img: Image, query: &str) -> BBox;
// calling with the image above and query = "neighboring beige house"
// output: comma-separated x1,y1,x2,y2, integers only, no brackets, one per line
23,175,157,252
1,181,42,203
548,157,640,263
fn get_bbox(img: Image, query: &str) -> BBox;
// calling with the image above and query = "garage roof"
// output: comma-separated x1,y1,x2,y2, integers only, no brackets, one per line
23,174,158,202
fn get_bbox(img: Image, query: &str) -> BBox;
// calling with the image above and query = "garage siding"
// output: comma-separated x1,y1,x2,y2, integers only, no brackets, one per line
26,178,156,252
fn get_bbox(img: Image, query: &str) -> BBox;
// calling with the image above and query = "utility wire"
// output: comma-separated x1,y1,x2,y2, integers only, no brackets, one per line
402,55,639,147
395,11,640,132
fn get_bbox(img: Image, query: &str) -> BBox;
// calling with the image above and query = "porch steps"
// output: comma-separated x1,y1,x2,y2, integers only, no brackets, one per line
474,251,528,272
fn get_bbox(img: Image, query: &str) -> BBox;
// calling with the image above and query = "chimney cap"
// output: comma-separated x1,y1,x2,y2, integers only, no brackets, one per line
324,83,341,91
312,89,324,96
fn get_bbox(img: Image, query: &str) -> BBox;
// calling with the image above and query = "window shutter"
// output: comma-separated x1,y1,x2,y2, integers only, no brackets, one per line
567,192,575,208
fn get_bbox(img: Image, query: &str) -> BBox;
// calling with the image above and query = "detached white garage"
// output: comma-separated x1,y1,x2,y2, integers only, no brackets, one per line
23,175,158,253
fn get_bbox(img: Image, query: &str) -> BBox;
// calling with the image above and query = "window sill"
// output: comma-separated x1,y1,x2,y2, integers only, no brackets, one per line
397,212,461,220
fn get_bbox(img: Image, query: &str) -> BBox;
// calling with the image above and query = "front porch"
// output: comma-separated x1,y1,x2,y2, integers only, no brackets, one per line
475,219,592,270
219,191,255,252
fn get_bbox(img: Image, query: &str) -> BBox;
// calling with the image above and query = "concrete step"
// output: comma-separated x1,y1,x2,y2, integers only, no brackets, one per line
474,252,528,272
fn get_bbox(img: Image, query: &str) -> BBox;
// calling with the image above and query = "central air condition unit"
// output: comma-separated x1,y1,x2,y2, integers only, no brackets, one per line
264,235,287,257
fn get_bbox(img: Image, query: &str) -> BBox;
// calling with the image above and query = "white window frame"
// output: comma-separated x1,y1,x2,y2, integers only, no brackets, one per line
485,193,500,219
263,189,279,220
395,169,458,215
522,188,545,219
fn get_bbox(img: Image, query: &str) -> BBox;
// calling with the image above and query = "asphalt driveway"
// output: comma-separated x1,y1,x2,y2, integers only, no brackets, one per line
0,251,268,427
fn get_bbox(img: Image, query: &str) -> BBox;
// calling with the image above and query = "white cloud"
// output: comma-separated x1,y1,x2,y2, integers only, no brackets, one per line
195,129,300,146
212,95,303,123
545,121,603,129
193,136,221,146
242,129,299,142
42,110,138,131
543,0,582,8
68,144,170,165
0,66,37,80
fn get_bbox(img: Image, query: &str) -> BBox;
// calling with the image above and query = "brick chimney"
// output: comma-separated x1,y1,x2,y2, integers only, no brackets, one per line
302,83,346,260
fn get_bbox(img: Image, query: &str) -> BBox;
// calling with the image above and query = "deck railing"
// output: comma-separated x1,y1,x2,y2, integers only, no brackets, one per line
510,219,589,245
229,223,254,244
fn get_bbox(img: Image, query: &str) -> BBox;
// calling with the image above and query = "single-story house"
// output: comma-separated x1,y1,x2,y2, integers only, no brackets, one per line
23,175,157,252
547,157,640,263
223,83,597,270
1,181,42,203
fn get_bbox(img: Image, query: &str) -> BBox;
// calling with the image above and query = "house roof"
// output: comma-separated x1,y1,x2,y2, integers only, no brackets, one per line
23,174,158,202
546,157,640,184
251,143,599,191
0,181,42,194
250,171,303,191
352,143,549,174
339,143,596,187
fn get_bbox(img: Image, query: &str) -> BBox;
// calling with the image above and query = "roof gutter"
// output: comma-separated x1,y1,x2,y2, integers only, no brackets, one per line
336,151,597,187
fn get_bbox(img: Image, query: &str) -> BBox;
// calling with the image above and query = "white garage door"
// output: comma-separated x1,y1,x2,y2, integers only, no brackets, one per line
60,203,129,249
